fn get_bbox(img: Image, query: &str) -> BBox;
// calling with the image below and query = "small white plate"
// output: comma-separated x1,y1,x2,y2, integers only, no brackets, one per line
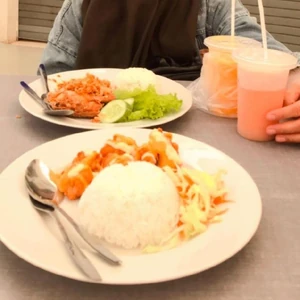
0,128,262,285
19,68,192,130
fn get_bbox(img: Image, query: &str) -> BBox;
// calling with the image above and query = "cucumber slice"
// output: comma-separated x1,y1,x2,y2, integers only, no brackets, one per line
99,100,131,123
124,98,134,108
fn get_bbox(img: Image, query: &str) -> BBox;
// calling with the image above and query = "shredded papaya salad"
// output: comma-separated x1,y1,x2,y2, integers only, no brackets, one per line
144,166,228,253
51,128,229,252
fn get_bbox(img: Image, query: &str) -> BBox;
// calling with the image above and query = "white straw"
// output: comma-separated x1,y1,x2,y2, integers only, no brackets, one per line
258,0,268,60
231,0,236,36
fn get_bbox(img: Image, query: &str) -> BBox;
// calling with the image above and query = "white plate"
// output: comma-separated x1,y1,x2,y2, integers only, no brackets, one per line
0,128,262,285
19,69,193,130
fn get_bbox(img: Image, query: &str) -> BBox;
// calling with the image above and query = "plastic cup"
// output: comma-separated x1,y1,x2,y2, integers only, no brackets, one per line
200,36,261,118
232,48,298,142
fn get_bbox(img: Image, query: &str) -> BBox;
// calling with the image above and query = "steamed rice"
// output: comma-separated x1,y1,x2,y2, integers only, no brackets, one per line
115,68,157,92
78,161,180,249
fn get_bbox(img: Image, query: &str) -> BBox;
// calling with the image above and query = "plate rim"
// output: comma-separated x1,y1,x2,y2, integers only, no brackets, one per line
0,128,262,285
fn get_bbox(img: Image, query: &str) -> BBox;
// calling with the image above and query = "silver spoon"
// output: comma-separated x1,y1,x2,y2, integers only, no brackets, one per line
20,81,74,117
25,159,121,265
29,195,102,282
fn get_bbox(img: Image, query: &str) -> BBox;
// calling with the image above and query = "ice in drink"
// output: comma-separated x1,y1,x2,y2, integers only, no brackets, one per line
200,36,261,118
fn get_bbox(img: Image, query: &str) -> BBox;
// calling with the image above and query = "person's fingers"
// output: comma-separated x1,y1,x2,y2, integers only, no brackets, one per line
266,118,300,135
266,101,300,121
275,133,300,143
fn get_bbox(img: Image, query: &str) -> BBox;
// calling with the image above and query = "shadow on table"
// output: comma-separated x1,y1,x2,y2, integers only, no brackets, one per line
21,113,85,138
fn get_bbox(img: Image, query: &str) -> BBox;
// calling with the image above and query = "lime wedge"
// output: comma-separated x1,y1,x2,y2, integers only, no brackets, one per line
99,100,131,123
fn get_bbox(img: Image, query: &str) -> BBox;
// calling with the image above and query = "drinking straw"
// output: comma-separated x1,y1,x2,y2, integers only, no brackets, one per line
231,0,236,36
258,0,268,60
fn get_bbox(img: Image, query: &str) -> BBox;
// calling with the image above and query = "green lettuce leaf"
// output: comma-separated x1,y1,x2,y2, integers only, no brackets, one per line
116,86,182,121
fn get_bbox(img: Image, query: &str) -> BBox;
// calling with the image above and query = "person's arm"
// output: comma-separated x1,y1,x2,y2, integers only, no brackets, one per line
206,0,300,63
40,0,83,74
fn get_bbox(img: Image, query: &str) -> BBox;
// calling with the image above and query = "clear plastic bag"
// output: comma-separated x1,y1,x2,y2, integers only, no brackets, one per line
188,50,238,118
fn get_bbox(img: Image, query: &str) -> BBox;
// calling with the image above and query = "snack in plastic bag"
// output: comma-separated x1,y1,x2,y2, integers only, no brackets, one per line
189,36,261,118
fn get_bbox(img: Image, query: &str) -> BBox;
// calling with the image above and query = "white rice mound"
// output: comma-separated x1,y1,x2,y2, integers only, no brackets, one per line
78,161,180,249
115,67,157,92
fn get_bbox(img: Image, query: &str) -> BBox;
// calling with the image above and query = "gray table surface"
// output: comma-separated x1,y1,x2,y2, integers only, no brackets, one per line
0,75,299,300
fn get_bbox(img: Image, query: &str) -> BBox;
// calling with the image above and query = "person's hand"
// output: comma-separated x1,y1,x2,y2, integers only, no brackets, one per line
266,69,300,143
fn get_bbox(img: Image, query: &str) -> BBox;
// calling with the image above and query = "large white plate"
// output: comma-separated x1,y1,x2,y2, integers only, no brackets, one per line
19,68,192,130
0,128,262,285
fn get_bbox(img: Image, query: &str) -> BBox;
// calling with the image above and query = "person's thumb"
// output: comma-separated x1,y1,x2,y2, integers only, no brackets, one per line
284,84,299,106
284,71,300,106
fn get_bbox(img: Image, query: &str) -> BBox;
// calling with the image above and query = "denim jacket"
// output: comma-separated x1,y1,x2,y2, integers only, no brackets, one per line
41,0,300,74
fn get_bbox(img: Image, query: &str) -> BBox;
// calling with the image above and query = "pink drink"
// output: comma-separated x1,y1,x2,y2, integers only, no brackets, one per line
232,48,297,142
238,88,285,141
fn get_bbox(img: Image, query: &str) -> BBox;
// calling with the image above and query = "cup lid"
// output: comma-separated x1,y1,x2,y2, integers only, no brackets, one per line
204,35,262,52
232,48,298,70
